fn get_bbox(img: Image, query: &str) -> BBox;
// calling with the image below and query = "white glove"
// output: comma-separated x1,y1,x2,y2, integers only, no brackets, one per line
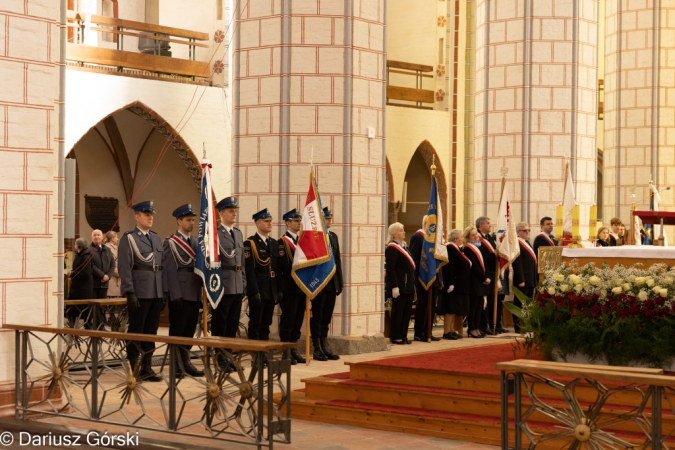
498,279,503,290
392,287,400,298
483,297,488,308
447,285,454,293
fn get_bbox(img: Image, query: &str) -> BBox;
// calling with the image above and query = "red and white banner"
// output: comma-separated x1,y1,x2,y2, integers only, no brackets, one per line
495,186,520,275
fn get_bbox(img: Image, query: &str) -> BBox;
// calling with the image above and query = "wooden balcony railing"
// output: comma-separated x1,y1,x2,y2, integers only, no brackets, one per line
66,11,210,82
386,60,435,110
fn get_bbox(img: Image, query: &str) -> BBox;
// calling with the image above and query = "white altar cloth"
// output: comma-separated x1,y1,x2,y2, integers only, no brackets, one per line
562,246,675,259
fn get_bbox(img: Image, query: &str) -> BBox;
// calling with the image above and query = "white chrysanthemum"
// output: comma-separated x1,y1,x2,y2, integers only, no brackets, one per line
589,276,601,286
663,276,674,286
635,277,646,286
612,287,622,295
560,284,569,293
647,278,655,288
554,273,565,282
622,283,631,292
547,287,556,295
638,291,648,301
660,288,668,298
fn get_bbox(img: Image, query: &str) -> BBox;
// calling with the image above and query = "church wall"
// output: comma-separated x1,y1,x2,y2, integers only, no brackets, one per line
604,1,675,240
0,0,61,381
64,70,232,197
474,0,598,233
233,0,387,338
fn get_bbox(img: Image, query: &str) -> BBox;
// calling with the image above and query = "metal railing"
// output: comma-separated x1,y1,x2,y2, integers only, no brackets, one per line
497,359,675,449
7,324,293,450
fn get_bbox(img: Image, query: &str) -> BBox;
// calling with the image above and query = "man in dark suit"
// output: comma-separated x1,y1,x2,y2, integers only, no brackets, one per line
213,196,246,347
476,216,497,336
311,206,343,361
118,200,164,382
243,208,282,342
512,222,538,333
533,216,558,257
90,229,114,299
278,208,306,365
410,216,441,342
162,204,204,378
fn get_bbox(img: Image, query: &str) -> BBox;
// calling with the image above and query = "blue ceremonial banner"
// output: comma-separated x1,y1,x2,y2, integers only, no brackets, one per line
194,160,224,309
292,171,336,300
418,176,448,290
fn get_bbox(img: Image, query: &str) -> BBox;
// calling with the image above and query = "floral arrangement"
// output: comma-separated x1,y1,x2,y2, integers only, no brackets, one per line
514,263,675,368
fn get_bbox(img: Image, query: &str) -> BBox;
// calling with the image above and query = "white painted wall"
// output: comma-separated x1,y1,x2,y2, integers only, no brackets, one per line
65,69,232,198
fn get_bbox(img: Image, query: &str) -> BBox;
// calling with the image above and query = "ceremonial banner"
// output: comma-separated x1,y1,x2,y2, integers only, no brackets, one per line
292,171,336,299
650,183,668,245
495,186,520,275
195,160,224,309
418,176,448,289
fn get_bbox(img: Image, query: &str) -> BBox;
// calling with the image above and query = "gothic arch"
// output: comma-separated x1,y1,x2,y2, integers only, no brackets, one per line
412,140,448,218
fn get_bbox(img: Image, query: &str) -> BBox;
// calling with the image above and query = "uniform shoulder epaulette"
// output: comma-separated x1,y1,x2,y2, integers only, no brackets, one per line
233,226,240,231
123,230,133,236
149,230,158,235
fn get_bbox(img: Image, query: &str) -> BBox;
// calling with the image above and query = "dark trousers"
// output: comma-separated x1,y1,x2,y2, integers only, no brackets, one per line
279,291,306,342
414,283,437,339
169,299,200,340
310,289,336,338
468,296,484,332
127,297,163,361
212,294,244,338
390,293,414,341
93,287,108,299
248,296,275,341
481,293,504,330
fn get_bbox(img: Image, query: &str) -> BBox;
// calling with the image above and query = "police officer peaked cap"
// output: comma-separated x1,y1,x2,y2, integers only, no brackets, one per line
132,200,155,214
322,206,333,218
172,204,196,218
283,208,302,221
216,196,238,211
252,208,272,221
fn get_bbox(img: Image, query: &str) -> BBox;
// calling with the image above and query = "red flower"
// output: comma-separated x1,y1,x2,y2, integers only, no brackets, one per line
629,305,639,315
645,310,655,319
656,297,665,306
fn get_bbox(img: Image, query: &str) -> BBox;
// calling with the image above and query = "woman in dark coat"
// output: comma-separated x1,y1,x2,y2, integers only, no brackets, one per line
385,222,416,345
440,228,472,340
462,227,491,339
68,238,93,300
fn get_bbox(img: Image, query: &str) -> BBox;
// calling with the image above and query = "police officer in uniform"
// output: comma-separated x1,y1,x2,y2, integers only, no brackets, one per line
278,209,306,365
118,201,164,382
162,204,204,378
311,207,343,361
243,208,282,342
214,197,247,372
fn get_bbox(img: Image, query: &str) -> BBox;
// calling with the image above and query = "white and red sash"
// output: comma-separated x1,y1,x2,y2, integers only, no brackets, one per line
448,242,471,268
169,234,196,259
519,238,537,263
282,235,297,253
388,242,415,270
416,229,425,237
478,235,495,254
464,243,485,272
536,232,555,246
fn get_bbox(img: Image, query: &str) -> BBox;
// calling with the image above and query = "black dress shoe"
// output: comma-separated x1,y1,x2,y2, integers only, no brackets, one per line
413,336,426,342
442,332,458,340
391,340,405,345
483,328,496,336
430,335,441,341
452,331,463,339
291,349,306,364
404,339,412,344
140,369,163,382
496,326,509,333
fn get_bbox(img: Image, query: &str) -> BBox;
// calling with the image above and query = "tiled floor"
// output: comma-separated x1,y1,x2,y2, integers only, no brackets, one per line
25,326,513,450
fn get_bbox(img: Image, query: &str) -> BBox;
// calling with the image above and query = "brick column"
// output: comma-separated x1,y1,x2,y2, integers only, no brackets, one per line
474,0,598,228
233,0,387,351
0,2,61,376
604,1,675,231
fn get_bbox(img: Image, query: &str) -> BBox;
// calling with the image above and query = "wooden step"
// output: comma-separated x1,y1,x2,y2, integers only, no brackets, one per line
344,363,654,407
301,375,673,436
291,391,657,449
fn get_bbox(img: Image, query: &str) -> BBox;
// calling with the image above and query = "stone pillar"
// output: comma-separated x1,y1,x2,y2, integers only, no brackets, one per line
604,1,675,232
0,1,61,380
474,0,599,228
233,0,387,352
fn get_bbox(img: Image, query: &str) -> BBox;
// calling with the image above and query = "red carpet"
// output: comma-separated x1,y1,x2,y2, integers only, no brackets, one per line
355,342,541,376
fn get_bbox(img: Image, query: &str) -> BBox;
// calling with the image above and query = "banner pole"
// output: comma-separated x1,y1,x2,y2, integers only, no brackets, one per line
494,176,506,329
305,295,311,365
202,290,208,364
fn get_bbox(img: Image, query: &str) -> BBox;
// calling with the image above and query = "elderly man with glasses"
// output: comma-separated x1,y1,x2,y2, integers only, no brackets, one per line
512,222,538,334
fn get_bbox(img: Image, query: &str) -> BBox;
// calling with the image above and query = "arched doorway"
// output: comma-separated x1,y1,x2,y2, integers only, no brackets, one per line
67,101,202,241
397,140,448,241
